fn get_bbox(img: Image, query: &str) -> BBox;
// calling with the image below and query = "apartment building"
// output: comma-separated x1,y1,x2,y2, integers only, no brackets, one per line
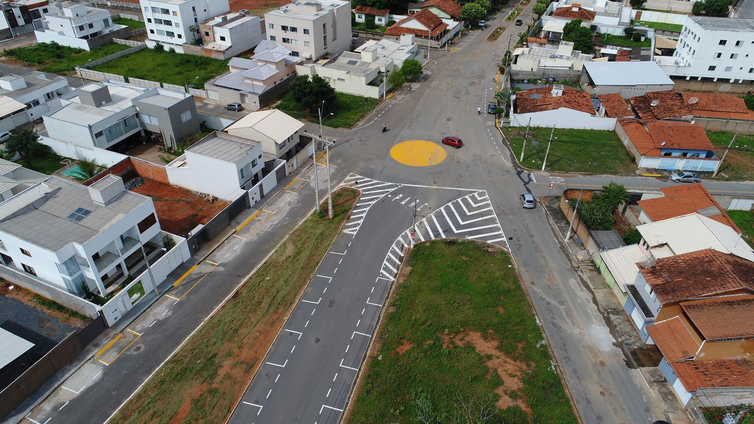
141,0,230,51
0,175,163,297
264,0,351,60
659,16,754,83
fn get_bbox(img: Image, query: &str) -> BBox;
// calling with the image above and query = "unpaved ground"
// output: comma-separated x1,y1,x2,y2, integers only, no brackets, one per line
0,281,89,329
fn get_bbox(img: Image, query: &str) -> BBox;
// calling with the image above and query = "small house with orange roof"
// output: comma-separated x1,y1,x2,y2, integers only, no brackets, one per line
637,184,741,233
511,85,617,129
615,119,720,172
353,6,390,27
681,92,754,123
409,0,462,20
384,9,459,47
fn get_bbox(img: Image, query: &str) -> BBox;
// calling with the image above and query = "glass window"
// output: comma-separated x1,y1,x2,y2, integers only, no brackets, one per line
715,52,721,58
78,25,84,31
220,35,226,41
731,53,738,59
304,41,310,47
22,264,36,276
147,18,152,23
719,39,727,45
270,35,276,41
282,37,290,43
173,11,177,16
290,39,298,45
725,66,732,72
268,23,274,29
157,29,165,35
290,27,297,32
166,31,175,37
178,34,182,39
161,8,169,14
281,25,289,31
181,110,192,123
708,65,716,71
20,248,31,257
155,18,163,24
736,40,743,46
88,23,94,29
174,22,179,28
164,20,172,26
303,28,309,34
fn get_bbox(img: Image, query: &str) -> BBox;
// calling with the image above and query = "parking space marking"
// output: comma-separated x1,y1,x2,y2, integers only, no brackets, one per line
96,333,123,357
285,177,310,194
96,329,141,366
173,264,199,287
167,262,218,300
242,401,263,416
235,210,275,239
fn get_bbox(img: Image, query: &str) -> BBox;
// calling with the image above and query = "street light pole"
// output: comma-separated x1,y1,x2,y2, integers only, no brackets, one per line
713,132,737,177
565,189,583,242
542,125,555,172
326,140,333,219
521,117,531,162
383,70,390,100
139,239,160,297
410,199,417,248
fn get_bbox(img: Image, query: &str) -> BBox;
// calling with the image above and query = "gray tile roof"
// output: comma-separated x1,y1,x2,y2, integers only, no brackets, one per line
188,132,260,163
0,176,150,252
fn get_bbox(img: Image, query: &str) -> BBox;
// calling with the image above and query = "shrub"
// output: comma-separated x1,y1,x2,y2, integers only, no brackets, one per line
365,16,376,29
632,32,642,42
154,42,164,52
386,19,396,26
499,66,506,73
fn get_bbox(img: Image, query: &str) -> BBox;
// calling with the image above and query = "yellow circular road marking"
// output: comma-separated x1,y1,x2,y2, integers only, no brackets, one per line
390,140,447,167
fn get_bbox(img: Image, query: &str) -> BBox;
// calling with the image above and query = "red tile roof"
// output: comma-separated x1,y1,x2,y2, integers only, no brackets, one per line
672,358,754,392
552,4,597,20
353,5,390,16
619,119,715,157
641,249,754,305
629,91,692,121
637,184,741,233
647,317,700,362
515,86,595,115
418,0,462,18
682,92,754,121
680,295,754,340
615,49,631,61
385,9,449,37
598,93,632,118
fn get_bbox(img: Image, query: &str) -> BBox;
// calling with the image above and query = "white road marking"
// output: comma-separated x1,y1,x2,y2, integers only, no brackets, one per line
285,329,303,340
301,298,321,304
340,359,359,371
329,250,347,255
242,402,263,416
320,404,344,414
267,389,272,399
327,388,332,397
275,374,280,382
59,401,69,411
265,360,288,368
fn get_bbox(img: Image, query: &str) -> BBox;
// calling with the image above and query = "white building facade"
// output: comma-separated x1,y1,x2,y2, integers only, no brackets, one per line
199,12,264,59
0,71,71,125
35,2,125,50
265,0,351,60
659,16,754,83
141,0,230,51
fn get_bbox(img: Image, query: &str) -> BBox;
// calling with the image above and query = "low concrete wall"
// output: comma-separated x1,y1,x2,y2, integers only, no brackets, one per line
38,135,129,167
510,69,582,82
671,78,753,94
640,0,694,13
559,190,596,255
186,192,249,255
198,113,236,131
695,117,754,135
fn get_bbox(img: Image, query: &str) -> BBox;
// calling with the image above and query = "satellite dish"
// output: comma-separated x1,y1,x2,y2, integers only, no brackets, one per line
688,97,698,104
650,100,660,107
691,120,695,124
661,142,666,146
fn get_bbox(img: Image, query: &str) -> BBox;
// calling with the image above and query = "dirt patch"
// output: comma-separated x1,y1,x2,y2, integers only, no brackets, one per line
130,178,228,237
396,339,413,355
452,330,533,419
0,281,89,327
229,0,284,14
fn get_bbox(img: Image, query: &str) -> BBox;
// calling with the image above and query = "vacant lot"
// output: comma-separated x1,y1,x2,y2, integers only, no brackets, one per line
113,16,145,29
631,20,684,32
130,178,228,236
708,131,754,181
729,210,754,247
598,33,651,47
349,240,576,424
110,189,358,424
3,42,131,74
274,91,380,129
504,127,636,174
92,49,229,86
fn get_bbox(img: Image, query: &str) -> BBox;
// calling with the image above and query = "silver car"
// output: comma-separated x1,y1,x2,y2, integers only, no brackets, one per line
670,171,701,183
520,193,536,209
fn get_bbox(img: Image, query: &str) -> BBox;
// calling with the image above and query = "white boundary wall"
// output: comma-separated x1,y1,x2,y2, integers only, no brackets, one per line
39,135,129,167
510,108,617,130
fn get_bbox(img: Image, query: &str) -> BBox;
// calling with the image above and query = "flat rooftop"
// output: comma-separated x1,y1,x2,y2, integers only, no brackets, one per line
691,16,754,31
584,61,673,86
266,0,349,20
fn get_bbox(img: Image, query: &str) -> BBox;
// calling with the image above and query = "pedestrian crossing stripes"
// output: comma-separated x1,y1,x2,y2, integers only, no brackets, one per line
341,174,402,236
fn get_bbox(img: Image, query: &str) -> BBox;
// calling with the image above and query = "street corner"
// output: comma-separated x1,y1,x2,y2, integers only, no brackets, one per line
235,209,275,239
390,140,447,167
284,177,310,194
95,329,141,366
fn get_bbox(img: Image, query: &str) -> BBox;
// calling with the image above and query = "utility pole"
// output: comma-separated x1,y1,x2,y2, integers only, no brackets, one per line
713,132,737,177
383,70,389,100
139,239,160,296
307,132,335,219
427,28,431,60
410,200,417,248
542,125,555,172
520,117,531,162
565,189,583,242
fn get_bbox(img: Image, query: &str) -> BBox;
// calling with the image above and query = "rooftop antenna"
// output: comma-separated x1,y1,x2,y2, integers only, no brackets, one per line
650,100,660,107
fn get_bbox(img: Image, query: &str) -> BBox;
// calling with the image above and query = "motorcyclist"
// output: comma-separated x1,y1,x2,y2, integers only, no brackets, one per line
382,124,387,133
477,107,481,115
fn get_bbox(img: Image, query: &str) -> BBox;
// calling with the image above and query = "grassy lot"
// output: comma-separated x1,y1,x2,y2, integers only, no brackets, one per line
631,20,683,32
728,210,754,247
16,153,66,175
504,127,636,174
274,91,380,128
707,131,754,180
598,33,652,48
3,42,131,74
92,49,228,86
110,189,359,424
113,16,146,29
349,240,576,423
351,22,387,32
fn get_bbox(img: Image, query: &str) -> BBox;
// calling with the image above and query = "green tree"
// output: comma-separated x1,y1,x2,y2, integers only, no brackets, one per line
365,16,376,29
564,25,593,53
629,0,647,9
562,19,582,38
460,3,486,22
288,75,336,113
475,0,492,13
692,0,731,16
388,69,405,88
744,95,754,111
3,127,50,171
401,59,423,81
67,159,99,181
533,3,547,16
289,75,313,105
623,26,635,38
593,182,630,211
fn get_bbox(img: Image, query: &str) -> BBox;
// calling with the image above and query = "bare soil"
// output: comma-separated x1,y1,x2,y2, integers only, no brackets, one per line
0,281,89,327
130,179,228,237
229,0,285,15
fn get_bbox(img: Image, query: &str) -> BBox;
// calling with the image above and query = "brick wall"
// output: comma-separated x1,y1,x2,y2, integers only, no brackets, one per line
131,158,170,184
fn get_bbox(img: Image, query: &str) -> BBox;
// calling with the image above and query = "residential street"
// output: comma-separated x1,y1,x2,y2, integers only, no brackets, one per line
10,4,754,424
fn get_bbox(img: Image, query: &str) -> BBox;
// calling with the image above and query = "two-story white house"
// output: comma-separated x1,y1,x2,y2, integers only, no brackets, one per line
166,131,265,200
264,0,352,60
141,0,230,52
0,175,163,297
657,16,754,84
35,2,125,50
226,109,305,161
0,1,48,40
43,83,143,151
199,12,264,59
0,71,71,131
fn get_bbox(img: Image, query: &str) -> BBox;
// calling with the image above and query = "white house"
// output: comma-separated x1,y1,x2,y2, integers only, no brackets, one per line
226,109,306,161
141,0,230,51
0,175,164,297
43,83,143,150
198,12,264,60
510,41,594,72
264,0,352,60
0,71,71,131
166,131,265,200
510,85,616,129
353,6,390,26
658,16,754,84
354,34,425,68
0,1,48,40
35,2,126,51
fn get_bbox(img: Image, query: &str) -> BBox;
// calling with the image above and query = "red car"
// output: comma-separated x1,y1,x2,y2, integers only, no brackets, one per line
442,136,463,148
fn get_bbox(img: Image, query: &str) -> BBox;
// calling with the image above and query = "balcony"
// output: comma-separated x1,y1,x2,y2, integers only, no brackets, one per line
93,251,119,275
120,236,139,255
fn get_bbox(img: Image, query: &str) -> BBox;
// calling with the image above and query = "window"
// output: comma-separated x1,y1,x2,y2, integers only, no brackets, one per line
719,39,727,45
282,37,290,43
138,213,157,233
45,91,55,100
204,31,210,36
291,51,299,57
149,29,154,34
140,113,158,125
736,40,743,46
290,26,297,32
147,18,152,23
94,131,104,138
731,53,738,59
290,39,298,45
164,20,172,26
708,65,716,71
78,25,84,31
268,23,274,29
68,208,91,222
252,158,257,167
25,99,40,109
219,35,226,41
20,248,31,257
270,35,276,41
715,52,721,58
177,34,182,39
22,264,36,276
175,22,179,28
180,110,192,123
152,7,160,13
88,23,94,29
157,29,165,35
239,168,245,179
173,11,177,16
750,68,754,73
303,28,309,34
281,25,289,31
166,31,174,37
725,66,733,72
155,18,163,24
304,40,310,47
161,8,170,14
